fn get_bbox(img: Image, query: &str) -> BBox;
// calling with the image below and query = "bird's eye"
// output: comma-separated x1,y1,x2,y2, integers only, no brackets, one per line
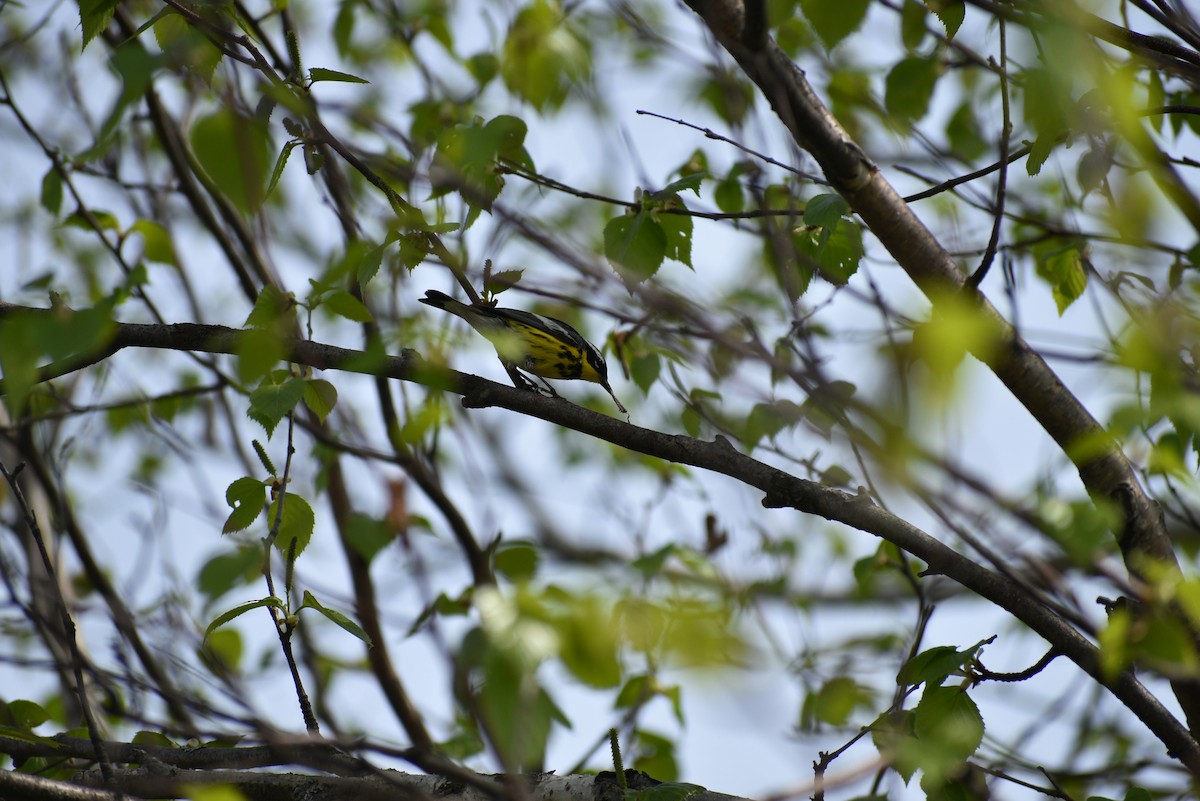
588,349,607,378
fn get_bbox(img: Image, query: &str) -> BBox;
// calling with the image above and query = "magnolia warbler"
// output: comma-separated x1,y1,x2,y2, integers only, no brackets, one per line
419,289,627,413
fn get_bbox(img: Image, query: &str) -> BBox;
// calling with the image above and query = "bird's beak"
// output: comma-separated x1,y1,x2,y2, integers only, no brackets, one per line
602,380,628,416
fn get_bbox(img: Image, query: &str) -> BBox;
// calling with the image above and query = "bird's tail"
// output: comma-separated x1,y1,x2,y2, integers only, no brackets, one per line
420,289,502,340
419,289,455,309
419,289,473,318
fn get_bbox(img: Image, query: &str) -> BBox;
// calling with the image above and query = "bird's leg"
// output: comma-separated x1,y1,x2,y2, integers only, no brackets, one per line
532,374,560,398
505,364,555,397
505,364,537,391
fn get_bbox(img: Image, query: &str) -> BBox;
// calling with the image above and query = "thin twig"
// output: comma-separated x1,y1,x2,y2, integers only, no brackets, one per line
636,109,828,184
967,15,1011,288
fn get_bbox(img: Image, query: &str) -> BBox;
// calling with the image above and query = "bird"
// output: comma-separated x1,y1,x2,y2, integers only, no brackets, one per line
419,289,627,413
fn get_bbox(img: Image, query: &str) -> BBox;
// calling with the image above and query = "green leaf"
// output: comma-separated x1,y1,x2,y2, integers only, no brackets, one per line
804,194,849,228
222,477,267,534
631,545,676,577
1035,245,1088,315
245,285,297,330
631,729,679,782
85,42,164,154
300,590,373,646
266,141,298,199
604,211,667,281
324,289,373,322
0,305,115,416
1043,497,1118,565
2,700,49,730
462,620,562,770
793,218,863,286
554,594,621,688
199,627,244,673
885,56,941,126
0,318,40,416
408,591,473,636
776,16,814,55
106,402,150,433
911,292,1003,386
925,0,965,39
434,115,532,214
1134,610,1198,669
198,545,262,601
819,464,854,487
800,0,871,49
714,175,744,214
900,0,928,50
659,210,693,267
61,208,121,232
744,400,806,447
268,492,315,557
800,676,875,728
1026,132,1057,176
303,378,338,422
235,328,287,386
132,730,177,748
346,513,394,564
1146,72,1166,133
53,304,116,361
913,684,984,766
1149,431,1188,477
672,548,721,578
630,352,661,393
247,376,307,437
619,597,667,652
437,718,486,761
656,173,704,197
615,674,653,709
204,596,284,640
947,102,987,162
653,597,745,668
898,641,988,687
79,0,122,50
129,219,179,266
1098,606,1133,680
485,269,525,296
696,70,755,126
190,107,271,214
1022,68,1071,138
871,709,918,783
40,168,63,216
153,10,223,83
1077,146,1112,195
309,67,370,84
663,684,685,724
494,540,539,581
466,52,500,86
501,0,591,110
